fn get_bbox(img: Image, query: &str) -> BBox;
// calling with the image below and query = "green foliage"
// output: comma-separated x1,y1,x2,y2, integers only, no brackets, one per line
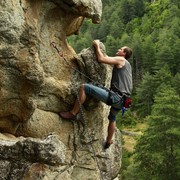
135,66,175,117
173,73,180,95
135,72,154,117
156,29,180,74
120,149,134,179
116,110,137,129
135,85,180,180
141,35,156,73
105,35,119,56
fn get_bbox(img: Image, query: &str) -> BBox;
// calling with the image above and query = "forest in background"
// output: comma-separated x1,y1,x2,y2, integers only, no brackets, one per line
68,0,180,179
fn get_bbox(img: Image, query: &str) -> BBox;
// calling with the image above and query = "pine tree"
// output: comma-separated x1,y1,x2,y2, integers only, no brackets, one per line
135,66,173,117
173,73,180,95
135,72,155,117
135,84,180,180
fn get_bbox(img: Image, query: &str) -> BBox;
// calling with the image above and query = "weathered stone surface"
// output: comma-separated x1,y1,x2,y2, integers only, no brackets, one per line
49,0,102,23
0,134,65,165
0,0,121,179
0,134,67,180
77,43,112,86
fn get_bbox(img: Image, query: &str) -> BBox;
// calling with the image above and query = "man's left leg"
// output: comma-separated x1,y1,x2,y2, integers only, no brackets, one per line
106,120,116,144
104,106,121,149
104,120,116,149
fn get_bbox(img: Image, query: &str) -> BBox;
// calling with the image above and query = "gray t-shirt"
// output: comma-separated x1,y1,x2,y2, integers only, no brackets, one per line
110,60,132,96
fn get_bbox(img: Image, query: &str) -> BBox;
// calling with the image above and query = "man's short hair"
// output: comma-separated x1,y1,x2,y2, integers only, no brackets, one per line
124,46,132,59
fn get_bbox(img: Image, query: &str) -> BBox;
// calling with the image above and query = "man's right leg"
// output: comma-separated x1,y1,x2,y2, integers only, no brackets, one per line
59,83,109,119
59,84,86,119
70,84,87,115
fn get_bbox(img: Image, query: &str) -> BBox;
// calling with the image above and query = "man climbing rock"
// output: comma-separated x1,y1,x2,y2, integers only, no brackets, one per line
60,39,133,149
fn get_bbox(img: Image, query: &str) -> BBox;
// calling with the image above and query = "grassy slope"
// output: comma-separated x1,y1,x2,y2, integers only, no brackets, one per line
119,122,148,179
122,123,148,152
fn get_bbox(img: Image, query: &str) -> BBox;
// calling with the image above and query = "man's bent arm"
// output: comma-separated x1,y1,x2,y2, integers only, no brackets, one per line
93,40,125,67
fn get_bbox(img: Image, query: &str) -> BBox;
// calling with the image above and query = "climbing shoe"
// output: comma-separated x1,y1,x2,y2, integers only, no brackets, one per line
59,111,76,120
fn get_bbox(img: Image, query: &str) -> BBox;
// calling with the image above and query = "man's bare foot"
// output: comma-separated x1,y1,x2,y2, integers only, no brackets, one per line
59,111,76,120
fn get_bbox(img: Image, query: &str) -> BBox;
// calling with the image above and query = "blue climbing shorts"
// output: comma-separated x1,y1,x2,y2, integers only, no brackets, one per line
84,83,123,122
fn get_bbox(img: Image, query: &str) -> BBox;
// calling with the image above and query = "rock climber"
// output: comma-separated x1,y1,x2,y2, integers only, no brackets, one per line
60,39,133,149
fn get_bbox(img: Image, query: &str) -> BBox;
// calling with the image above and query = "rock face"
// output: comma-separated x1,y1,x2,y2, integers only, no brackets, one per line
0,0,121,179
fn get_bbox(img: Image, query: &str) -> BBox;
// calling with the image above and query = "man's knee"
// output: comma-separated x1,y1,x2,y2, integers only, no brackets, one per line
80,84,85,93
82,83,90,94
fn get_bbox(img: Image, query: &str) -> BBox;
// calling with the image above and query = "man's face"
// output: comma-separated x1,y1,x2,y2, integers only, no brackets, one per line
116,47,126,56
